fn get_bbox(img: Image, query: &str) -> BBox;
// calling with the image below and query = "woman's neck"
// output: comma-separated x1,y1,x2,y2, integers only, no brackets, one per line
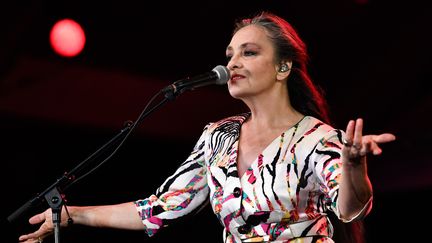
242,89,303,129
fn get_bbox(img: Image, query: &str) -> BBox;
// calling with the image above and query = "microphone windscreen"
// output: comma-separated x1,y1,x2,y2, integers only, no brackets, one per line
212,65,230,85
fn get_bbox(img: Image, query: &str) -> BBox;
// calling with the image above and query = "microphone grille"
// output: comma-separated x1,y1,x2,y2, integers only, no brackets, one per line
212,65,230,85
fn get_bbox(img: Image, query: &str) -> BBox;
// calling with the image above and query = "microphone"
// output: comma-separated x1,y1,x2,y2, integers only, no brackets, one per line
162,65,230,96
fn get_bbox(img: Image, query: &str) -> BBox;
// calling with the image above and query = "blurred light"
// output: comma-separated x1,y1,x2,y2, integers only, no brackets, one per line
50,19,86,57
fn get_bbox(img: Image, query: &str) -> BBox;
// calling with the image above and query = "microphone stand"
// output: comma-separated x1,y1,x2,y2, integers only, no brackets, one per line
8,88,179,243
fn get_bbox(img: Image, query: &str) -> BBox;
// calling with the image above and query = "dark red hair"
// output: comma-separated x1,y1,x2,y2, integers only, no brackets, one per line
234,12,331,124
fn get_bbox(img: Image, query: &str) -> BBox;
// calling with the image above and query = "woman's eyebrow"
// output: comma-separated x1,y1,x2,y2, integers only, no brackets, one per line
226,42,260,52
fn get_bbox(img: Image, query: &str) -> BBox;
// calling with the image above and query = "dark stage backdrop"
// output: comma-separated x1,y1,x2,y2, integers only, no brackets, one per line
1,0,430,242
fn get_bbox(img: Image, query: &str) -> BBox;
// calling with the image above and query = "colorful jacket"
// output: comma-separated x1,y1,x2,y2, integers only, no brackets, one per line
135,113,371,242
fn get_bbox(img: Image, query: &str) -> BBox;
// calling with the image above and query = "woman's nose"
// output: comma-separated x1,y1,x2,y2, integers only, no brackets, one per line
227,55,241,70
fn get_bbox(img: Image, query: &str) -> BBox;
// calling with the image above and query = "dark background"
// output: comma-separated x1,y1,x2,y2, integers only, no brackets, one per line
1,0,430,242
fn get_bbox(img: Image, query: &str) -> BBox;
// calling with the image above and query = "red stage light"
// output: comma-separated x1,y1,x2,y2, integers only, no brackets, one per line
50,19,86,57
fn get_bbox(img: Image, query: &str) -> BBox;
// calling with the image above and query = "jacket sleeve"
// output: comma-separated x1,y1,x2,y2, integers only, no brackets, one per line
311,129,372,222
134,125,210,236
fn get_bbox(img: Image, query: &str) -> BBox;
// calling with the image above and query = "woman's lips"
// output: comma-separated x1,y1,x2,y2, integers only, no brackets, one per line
230,74,245,82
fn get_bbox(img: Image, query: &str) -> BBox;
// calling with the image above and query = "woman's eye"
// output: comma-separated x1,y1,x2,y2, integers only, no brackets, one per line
244,51,257,56
226,55,232,61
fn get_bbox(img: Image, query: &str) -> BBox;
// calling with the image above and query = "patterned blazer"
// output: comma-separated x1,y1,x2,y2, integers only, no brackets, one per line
135,113,371,242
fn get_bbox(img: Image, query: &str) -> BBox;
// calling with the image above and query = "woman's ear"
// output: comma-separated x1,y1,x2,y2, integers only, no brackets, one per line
276,61,292,81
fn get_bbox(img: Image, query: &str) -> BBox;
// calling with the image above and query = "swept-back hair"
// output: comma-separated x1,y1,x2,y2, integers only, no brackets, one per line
234,12,330,124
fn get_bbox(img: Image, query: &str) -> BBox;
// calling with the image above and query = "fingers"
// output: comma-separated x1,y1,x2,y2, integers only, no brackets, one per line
19,230,42,242
374,133,396,144
19,223,52,242
343,118,396,160
371,145,382,156
19,224,45,240
19,236,43,243
29,211,47,225
352,118,363,149
342,119,363,161
361,136,382,155
343,118,364,146
359,140,372,156
343,118,363,148
364,133,395,155
344,120,355,146
19,210,53,242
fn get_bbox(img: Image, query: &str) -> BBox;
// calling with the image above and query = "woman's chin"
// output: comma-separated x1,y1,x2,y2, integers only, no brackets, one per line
228,91,249,101
228,89,244,99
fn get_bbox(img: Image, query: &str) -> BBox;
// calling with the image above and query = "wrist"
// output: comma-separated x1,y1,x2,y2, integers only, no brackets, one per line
68,206,82,225
343,154,367,167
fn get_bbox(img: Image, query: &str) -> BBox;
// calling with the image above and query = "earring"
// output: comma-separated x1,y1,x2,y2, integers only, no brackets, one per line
279,63,289,72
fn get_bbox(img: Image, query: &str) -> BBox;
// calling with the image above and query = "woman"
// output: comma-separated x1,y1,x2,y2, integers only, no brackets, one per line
19,12,395,243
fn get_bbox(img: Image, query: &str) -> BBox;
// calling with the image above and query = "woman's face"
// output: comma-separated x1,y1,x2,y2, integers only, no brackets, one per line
226,24,280,99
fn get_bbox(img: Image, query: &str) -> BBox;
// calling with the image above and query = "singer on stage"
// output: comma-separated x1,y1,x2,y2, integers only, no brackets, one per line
19,12,395,243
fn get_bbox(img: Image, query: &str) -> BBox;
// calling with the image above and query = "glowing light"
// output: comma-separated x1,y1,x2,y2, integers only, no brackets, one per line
50,19,86,57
